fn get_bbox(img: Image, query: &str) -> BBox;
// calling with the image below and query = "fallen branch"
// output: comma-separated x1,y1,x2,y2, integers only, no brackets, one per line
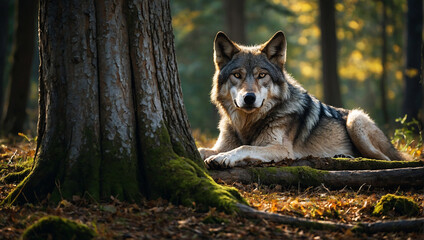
236,203,424,233
210,166,424,188
283,157,423,170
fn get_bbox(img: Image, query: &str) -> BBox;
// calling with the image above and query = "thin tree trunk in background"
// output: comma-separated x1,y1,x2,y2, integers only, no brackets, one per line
2,0,37,136
422,41,424,141
380,0,389,125
224,0,246,44
402,0,423,125
319,0,342,108
0,1,9,122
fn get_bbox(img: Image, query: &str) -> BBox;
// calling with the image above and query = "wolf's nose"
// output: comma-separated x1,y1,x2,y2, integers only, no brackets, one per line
244,93,256,105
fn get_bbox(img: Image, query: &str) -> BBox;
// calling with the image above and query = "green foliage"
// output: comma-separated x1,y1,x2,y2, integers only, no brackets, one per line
391,115,423,158
21,216,96,240
372,194,420,217
18,132,37,144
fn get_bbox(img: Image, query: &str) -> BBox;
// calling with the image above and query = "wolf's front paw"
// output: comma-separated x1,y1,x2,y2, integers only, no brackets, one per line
198,148,218,160
204,152,244,169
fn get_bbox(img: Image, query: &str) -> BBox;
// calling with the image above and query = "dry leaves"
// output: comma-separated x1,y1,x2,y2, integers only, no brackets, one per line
1,140,423,239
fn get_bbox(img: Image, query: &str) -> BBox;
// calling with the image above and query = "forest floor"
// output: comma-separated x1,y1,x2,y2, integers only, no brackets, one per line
1,137,424,239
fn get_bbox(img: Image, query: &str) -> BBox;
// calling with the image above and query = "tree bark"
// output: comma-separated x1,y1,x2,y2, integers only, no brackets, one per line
0,0,10,122
2,0,243,213
319,0,342,107
223,0,246,44
2,0,37,136
210,166,424,188
402,0,423,124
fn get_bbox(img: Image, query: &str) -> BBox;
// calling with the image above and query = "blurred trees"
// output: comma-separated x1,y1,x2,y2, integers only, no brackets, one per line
380,0,389,124
0,0,10,123
1,0,37,136
402,0,423,126
172,0,407,135
319,0,342,107
0,0,413,136
224,0,246,44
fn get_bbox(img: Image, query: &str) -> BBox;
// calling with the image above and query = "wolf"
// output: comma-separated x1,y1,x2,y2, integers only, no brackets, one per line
198,31,407,168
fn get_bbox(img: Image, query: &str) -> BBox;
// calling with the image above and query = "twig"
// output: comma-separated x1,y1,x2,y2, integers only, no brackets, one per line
356,183,367,195
8,150,18,164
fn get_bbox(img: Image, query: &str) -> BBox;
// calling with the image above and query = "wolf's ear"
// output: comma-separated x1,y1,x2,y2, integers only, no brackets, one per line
214,32,240,69
261,31,287,69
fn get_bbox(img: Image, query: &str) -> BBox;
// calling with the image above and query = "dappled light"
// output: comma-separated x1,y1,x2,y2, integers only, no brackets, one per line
1,0,423,239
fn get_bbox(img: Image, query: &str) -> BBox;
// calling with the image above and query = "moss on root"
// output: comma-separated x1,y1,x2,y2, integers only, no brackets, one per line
329,157,423,170
1,168,31,184
372,194,420,217
156,154,246,213
143,124,246,213
21,216,95,240
250,166,327,186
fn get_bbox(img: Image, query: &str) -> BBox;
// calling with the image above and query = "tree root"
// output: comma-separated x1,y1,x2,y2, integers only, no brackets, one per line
210,166,424,188
236,203,424,233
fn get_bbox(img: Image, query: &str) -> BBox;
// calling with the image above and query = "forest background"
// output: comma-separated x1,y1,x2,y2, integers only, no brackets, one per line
0,0,421,139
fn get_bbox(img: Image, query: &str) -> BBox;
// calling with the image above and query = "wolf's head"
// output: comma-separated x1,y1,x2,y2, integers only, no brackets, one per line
211,31,289,115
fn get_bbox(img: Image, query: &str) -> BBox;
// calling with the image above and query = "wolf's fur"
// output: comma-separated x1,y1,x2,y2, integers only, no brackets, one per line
199,31,407,168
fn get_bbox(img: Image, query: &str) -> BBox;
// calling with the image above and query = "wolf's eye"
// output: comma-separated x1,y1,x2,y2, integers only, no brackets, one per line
233,73,241,79
258,73,267,79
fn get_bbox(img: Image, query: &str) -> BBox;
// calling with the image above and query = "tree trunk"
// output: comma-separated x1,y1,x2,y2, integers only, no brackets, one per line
380,0,389,125
224,0,246,44
2,0,243,213
2,0,37,136
402,0,423,124
0,0,10,122
319,0,342,107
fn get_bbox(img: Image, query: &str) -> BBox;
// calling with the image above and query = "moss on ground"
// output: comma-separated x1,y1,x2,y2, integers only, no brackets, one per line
372,194,420,217
21,215,95,240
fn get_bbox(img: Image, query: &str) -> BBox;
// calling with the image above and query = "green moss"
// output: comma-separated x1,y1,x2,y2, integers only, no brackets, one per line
51,127,103,203
251,166,327,186
142,124,246,213
97,134,140,202
329,157,423,170
372,194,420,217
284,166,327,186
21,216,95,240
1,169,34,206
159,155,246,213
1,168,31,184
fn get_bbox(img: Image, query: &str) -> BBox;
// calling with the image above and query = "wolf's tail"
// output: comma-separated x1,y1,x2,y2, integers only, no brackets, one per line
346,109,411,161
